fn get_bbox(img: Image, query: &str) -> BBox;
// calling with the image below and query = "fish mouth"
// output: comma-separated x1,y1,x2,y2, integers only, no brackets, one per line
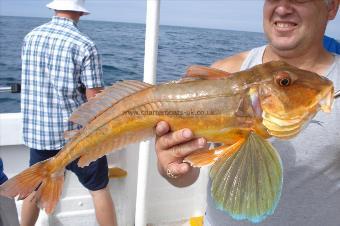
261,87,334,139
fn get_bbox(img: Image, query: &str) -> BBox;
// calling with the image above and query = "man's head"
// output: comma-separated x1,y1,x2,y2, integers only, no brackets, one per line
46,0,90,21
263,0,339,53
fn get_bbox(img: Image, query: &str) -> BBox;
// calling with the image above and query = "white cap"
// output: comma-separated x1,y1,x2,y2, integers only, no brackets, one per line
46,0,90,15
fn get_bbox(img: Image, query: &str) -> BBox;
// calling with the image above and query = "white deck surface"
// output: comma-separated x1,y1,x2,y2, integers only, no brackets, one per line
0,113,208,225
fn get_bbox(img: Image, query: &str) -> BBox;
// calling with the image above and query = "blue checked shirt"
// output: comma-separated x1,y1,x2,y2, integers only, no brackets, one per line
21,16,104,150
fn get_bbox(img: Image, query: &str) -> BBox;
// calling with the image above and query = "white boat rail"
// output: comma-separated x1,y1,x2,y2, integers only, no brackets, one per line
136,0,161,225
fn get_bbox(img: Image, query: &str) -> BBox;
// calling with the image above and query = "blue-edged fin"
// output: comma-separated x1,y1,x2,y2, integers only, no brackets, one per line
210,132,283,223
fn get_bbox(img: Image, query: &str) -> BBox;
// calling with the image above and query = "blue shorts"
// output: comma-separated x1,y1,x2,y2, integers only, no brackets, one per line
29,148,109,191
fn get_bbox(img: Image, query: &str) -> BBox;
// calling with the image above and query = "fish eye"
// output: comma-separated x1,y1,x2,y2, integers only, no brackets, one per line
280,78,291,86
275,71,291,87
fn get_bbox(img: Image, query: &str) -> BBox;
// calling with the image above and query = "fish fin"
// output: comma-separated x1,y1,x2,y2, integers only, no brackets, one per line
108,167,127,179
77,127,154,167
176,77,202,83
0,159,65,214
184,139,245,167
69,80,153,126
185,65,232,80
183,149,217,167
64,129,80,140
33,171,64,214
210,132,283,223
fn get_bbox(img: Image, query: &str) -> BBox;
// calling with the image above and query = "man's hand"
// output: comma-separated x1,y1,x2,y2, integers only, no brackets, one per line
155,121,208,187
85,87,103,99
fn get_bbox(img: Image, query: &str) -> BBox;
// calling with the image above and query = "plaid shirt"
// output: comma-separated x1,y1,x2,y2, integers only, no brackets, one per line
21,16,104,150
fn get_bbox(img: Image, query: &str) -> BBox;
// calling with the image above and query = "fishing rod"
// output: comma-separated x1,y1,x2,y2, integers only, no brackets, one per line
335,90,340,99
0,83,21,93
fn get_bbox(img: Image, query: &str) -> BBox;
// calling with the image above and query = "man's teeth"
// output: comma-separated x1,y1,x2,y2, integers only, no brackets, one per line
275,22,295,28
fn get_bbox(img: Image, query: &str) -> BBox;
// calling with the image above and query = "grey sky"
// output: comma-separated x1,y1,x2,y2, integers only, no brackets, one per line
0,0,339,38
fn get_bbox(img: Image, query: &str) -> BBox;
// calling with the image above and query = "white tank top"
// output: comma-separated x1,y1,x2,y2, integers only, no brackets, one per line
205,45,340,226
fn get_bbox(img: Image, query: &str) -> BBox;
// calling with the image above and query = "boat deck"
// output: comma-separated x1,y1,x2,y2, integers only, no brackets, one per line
0,113,208,225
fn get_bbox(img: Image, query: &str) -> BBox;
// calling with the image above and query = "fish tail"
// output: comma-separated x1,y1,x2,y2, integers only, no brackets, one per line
0,159,64,214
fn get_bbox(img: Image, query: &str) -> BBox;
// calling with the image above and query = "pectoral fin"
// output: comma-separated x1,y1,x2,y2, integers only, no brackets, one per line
210,132,283,223
183,139,244,167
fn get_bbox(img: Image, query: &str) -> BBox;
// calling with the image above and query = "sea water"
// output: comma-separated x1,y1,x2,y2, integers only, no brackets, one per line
0,16,267,113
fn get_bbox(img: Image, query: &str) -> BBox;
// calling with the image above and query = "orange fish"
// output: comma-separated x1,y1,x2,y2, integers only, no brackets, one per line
0,61,334,223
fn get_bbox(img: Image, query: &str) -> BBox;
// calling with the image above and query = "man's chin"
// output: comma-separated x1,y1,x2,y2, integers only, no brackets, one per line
270,39,299,52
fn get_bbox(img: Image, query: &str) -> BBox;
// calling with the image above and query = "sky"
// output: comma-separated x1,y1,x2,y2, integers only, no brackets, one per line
0,0,339,38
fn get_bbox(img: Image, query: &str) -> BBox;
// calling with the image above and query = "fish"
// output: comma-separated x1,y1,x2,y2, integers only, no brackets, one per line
0,60,334,223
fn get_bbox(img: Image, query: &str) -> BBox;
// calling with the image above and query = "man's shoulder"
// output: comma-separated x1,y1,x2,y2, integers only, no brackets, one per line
76,32,96,47
210,51,249,73
24,25,96,50
62,27,96,49
53,23,95,48
23,20,61,43
24,23,49,38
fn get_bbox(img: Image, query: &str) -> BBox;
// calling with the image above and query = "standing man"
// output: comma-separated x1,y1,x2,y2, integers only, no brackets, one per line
155,0,339,225
20,0,117,225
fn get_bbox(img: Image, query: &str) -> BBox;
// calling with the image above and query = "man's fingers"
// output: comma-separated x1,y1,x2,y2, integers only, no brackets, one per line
157,128,194,150
155,122,206,180
155,121,170,136
166,162,191,178
171,137,207,158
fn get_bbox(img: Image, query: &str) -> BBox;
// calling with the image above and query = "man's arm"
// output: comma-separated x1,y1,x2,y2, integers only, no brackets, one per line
86,87,103,100
211,51,249,72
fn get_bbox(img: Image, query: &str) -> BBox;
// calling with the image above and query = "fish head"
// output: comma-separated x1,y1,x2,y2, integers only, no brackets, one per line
254,60,334,139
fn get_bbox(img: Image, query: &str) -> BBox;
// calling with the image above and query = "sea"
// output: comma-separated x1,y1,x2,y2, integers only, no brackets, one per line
0,16,267,113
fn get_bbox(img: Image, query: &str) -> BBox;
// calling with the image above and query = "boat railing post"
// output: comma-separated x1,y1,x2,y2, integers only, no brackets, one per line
135,0,160,225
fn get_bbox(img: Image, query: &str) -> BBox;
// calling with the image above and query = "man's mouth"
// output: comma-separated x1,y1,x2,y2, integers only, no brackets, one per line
274,21,297,31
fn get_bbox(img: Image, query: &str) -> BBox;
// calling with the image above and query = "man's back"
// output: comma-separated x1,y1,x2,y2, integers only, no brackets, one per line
21,16,103,150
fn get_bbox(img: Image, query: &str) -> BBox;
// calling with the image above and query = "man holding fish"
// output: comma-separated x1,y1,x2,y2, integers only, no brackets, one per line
155,0,340,225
